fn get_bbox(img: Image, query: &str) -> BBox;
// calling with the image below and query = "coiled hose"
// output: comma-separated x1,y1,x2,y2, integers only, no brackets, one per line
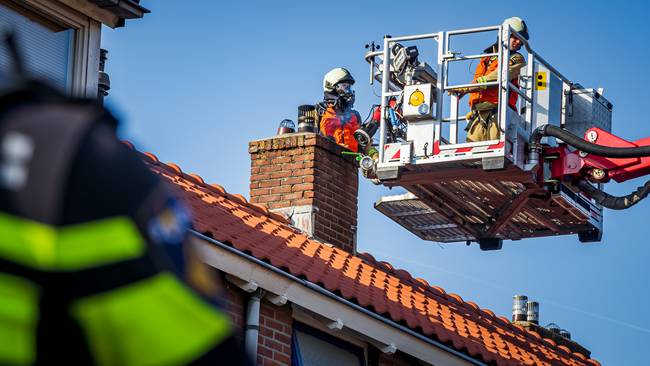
577,180,650,210
531,124,650,209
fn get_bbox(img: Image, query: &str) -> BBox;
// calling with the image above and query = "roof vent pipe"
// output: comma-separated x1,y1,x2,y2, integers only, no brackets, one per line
546,323,561,335
560,329,571,340
526,301,539,324
277,119,295,135
512,295,528,322
297,105,316,133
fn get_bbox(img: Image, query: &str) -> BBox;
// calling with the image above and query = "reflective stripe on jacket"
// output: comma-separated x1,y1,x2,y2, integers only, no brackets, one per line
468,55,520,110
0,212,232,366
0,99,233,366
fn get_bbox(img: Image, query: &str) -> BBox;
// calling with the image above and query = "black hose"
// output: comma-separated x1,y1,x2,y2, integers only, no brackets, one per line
532,125,650,158
578,180,650,210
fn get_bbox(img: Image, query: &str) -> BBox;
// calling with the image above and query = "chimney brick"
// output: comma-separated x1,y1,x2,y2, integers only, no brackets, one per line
249,133,358,253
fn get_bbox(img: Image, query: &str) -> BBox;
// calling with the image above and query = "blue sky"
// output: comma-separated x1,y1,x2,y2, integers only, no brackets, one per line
102,1,650,364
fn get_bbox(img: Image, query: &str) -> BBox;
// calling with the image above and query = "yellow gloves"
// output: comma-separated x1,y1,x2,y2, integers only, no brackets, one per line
475,76,489,89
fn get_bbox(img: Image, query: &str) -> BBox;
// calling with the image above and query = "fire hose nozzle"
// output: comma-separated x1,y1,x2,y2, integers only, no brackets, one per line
359,155,377,179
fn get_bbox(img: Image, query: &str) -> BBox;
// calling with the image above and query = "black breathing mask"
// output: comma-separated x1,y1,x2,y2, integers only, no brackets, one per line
333,82,355,109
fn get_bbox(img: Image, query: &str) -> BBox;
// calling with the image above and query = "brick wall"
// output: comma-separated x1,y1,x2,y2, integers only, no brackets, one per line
223,283,293,366
222,283,421,366
223,284,246,340
258,300,293,366
249,133,359,253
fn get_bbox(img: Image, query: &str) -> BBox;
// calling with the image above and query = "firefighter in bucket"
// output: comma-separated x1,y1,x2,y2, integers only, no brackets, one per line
454,17,529,142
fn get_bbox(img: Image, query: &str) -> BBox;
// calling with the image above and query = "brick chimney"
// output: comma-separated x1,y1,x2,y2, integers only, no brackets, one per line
248,133,358,253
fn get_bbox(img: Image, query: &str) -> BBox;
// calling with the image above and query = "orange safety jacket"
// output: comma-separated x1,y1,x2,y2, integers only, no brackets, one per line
319,105,361,152
468,55,519,110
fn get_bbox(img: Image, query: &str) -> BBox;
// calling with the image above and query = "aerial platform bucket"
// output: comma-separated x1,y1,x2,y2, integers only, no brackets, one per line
364,25,607,248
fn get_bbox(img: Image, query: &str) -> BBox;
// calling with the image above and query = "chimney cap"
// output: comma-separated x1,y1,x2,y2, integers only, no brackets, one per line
559,329,571,340
512,294,528,322
526,301,539,324
277,119,295,135
546,323,561,333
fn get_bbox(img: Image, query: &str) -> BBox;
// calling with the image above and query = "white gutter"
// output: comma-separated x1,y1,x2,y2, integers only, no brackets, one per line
189,230,486,366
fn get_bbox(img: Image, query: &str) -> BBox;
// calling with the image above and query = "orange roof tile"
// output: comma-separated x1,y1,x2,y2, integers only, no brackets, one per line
135,146,598,366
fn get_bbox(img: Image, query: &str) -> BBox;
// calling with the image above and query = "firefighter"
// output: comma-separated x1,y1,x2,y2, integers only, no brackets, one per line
459,17,529,143
0,34,251,366
317,67,363,152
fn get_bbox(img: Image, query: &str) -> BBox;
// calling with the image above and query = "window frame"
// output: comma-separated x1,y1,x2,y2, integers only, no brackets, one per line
2,0,101,98
292,322,366,366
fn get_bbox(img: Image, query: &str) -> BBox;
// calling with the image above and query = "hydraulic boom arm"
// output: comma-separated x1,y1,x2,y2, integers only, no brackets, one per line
533,126,650,210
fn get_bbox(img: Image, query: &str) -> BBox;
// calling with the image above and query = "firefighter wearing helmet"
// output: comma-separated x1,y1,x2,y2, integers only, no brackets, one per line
317,67,364,152
459,17,529,142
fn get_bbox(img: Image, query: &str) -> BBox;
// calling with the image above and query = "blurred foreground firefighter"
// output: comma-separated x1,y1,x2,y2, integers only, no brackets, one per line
317,67,378,159
454,17,528,142
0,30,251,366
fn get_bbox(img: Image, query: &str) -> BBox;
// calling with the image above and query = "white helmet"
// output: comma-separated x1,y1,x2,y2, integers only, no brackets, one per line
323,67,355,93
503,17,529,40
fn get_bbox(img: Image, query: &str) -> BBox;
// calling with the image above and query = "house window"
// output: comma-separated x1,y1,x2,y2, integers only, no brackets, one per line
291,323,365,366
0,1,75,93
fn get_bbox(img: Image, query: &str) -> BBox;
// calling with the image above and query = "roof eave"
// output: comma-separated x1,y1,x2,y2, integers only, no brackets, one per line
190,231,486,366
86,0,149,27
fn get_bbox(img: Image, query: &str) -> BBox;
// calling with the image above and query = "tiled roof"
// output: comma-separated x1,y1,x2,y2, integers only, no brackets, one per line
132,144,600,366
